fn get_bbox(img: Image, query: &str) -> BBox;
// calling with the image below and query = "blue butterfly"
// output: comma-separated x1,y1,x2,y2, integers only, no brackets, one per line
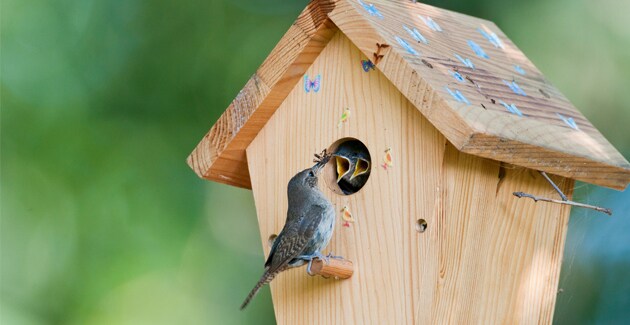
454,53,475,69
478,28,504,49
403,25,428,45
514,65,526,75
445,87,470,105
304,74,321,93
361,59,375,72
467,40,489,59
499,100,523,117
395,36,419,56
557,113,579,130
503,80,527,96
418,15,442,32
358,0,383,19
450,70,465,82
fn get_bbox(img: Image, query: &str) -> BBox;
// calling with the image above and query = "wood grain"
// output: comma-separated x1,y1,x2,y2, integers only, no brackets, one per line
190,0,630,190
310,258,354,280
246,32,573,324
328,0,630,189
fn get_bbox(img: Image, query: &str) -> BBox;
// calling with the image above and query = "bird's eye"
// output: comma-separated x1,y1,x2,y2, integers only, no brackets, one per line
309,171,315,177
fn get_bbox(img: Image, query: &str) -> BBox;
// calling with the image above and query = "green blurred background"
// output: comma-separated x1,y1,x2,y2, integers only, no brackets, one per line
2,0,630,324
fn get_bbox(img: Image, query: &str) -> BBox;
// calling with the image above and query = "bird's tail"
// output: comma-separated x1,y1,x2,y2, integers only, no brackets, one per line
240,271,277,310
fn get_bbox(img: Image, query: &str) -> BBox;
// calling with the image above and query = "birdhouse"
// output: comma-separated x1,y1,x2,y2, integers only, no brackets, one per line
188,0,630,323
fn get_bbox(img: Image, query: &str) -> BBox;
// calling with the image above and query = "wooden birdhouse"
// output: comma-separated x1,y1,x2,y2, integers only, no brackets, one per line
188,0,630,323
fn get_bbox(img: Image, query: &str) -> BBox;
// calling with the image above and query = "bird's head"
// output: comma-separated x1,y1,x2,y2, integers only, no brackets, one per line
288,150,332,190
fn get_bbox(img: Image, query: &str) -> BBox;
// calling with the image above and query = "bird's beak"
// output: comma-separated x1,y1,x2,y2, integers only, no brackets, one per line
335,155,352,182
312,153,332,175
350,158,370,180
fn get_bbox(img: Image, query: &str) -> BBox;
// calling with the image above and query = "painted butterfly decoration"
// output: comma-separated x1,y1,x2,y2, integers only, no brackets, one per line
503,80,527,96
514,65,526,75
395,36,419,56
445,87,471,105
358,0,384,19
454,53,475,69
499,100,523,117
361,59,375,72
478,28,504,49
557,113,579,130
304,74,321,93
467,40,489,59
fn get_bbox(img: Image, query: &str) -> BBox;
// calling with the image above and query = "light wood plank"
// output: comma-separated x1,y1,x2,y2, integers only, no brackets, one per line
246,32,572,325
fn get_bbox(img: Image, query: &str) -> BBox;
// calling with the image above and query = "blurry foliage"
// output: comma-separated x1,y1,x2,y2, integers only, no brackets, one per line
2,0,629,324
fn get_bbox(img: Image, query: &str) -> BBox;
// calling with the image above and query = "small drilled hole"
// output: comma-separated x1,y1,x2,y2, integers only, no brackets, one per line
416,219,427,233
268,234,278,247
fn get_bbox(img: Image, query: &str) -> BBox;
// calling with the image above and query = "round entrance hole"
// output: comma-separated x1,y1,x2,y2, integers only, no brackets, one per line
324,138,372,195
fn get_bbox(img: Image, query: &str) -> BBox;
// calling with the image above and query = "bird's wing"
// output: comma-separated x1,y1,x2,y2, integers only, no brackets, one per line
264,204,327,274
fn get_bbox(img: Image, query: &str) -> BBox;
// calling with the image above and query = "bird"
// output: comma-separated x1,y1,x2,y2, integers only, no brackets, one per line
341,206,356,227
240,151,336,310
333,140,371,194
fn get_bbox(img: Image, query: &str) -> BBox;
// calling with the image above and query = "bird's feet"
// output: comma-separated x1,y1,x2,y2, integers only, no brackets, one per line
299,252,346,275
298,251,328,275
326,252,344,260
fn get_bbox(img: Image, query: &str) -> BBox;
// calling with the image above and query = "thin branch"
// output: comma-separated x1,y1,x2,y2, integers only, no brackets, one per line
540,171,568,201
513,192,612,215
512,171,612,215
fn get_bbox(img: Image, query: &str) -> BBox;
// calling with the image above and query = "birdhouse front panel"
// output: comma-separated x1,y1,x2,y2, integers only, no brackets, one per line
245,31,574,324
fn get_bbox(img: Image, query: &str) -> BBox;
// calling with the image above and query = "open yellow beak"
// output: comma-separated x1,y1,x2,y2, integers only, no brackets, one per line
350,158,370,180
336,156,351,183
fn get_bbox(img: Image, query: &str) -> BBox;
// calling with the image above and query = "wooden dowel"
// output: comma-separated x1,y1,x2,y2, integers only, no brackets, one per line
309,258,354,279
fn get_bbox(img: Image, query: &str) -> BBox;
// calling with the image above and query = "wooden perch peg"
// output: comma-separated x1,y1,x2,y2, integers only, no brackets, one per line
308,257,354,280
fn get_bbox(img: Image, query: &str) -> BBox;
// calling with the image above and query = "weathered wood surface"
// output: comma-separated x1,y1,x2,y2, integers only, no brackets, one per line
189,0,630,190
328,0,629,189
246,33,573,324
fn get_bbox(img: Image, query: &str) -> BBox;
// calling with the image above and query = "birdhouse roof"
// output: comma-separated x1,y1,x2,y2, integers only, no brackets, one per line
188,0,630,190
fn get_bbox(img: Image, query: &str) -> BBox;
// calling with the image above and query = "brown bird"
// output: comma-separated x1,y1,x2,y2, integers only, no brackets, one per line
240,151,336,309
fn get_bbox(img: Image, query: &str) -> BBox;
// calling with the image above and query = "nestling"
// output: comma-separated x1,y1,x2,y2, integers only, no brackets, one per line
334,140,371,194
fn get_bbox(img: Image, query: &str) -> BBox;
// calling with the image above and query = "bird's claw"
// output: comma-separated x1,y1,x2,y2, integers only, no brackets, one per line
299,251,329,275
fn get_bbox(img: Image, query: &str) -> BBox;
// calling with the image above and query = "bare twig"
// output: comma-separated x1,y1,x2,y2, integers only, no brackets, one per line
540,171,568,201
512,171,612,215
513,192,612,215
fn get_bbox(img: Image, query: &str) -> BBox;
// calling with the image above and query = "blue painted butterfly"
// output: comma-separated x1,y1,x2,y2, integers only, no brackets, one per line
395,36,419,56
467,40,489,59
450,70,465,82
418,15,442,32
361,59,375,72
478,28,504,49
503,80,527,96
403,25,428,45
445,87,470,105
454,53,475,69
358,0,383,19
514,65,526,75
304,74,321,93
499,100,523,117
557,113,579,130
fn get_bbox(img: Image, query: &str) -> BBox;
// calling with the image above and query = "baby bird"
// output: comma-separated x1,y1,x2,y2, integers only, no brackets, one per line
334,140,371,194
241,151,335,310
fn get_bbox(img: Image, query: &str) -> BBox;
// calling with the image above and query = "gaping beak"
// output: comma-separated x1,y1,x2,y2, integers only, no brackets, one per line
350,158,370,180
335,156,352,182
